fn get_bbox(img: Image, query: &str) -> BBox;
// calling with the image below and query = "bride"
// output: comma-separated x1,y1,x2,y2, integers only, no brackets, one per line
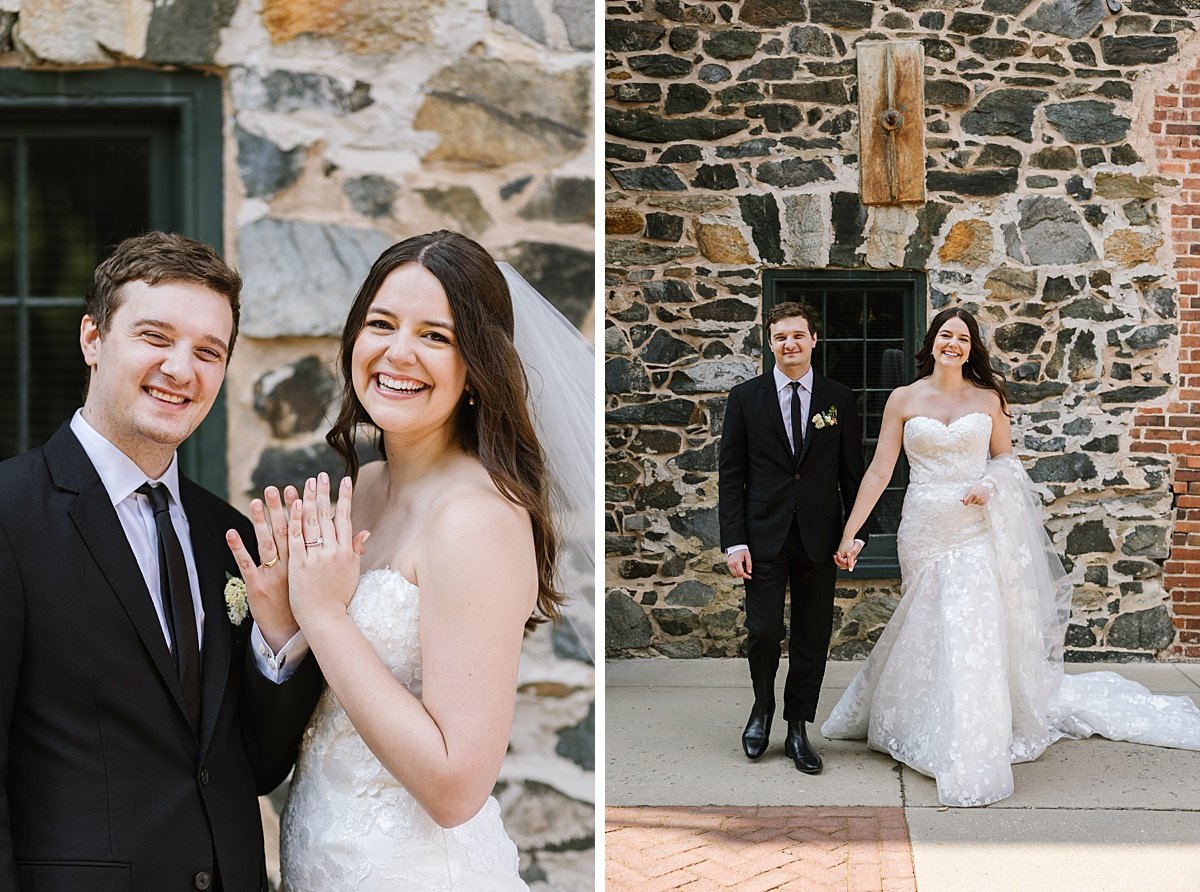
229,231,592,888
823,306,1200,807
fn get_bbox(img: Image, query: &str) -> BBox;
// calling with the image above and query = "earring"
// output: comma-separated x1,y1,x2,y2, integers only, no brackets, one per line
467,390,477,406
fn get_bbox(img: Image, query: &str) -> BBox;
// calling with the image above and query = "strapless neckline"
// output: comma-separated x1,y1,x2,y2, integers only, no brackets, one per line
359,565,418,591
902,409,992,487
904,411,990,430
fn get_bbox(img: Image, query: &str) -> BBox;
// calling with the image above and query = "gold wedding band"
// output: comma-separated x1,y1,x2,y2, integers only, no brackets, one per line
260,554,280,569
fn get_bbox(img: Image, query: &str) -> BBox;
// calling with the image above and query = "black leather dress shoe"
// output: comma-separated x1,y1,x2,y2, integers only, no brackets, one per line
784,720,823,774
742,703,773,759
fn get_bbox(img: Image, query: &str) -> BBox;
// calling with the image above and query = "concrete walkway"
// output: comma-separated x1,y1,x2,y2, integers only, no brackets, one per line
606,658,1200,892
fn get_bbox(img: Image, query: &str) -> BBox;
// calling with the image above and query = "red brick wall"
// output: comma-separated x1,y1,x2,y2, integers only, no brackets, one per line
1150,65,1200,658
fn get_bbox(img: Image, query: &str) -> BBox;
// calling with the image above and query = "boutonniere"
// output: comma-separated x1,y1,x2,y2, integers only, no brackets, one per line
224,572,248,626
812,406,839,429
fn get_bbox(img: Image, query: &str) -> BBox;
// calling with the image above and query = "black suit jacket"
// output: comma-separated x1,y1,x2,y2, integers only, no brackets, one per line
0,423,323,892
719,371,867,563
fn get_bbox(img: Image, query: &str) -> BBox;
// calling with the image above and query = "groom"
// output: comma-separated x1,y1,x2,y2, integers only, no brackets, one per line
718,301,867,773
0,233,322,890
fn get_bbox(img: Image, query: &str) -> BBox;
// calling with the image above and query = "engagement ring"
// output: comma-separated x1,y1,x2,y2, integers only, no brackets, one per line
305,537,324,547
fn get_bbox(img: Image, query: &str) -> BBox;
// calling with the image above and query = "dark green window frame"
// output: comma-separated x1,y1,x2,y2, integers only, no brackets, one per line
762,269,927,578
0,69,228,496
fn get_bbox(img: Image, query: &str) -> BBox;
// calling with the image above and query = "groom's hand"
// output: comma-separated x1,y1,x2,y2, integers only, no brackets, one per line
835,537,864,572
228,483,302,652
727,549,752,580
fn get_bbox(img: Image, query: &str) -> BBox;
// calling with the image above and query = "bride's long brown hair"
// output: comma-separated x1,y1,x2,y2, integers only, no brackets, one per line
327,231,562,628
914,307,1011,415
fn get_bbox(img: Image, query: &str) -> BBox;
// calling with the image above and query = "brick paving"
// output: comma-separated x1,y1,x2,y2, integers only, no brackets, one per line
606,806,917,892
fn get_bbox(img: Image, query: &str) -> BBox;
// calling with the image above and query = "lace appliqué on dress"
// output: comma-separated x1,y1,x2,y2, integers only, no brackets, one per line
279,569,527,891
822,413,1200,807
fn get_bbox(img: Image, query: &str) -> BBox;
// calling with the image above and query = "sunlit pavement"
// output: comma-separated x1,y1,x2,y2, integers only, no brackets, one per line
606,659,1200,891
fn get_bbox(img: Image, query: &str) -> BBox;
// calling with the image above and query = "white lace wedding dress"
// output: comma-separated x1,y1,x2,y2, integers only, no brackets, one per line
279,568,527,890
822,412,1200,807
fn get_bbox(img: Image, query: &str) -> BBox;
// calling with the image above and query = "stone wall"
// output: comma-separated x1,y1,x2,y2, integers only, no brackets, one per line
3,1,596,888
604,0,1200,666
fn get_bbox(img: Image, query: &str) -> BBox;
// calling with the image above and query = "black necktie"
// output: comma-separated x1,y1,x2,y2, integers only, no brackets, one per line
789,381,804,456
138,482,201,730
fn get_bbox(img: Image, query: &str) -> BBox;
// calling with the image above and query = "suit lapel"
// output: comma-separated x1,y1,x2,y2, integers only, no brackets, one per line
182,481,234,756
757,374,792,460
797,374,832,467
45,425,194,726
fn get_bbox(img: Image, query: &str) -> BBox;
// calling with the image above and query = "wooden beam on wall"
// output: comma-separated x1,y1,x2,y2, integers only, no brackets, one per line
857,40,926,206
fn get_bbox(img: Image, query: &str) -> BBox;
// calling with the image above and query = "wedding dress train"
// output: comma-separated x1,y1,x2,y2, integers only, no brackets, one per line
822,412,1200,807
280,568,527,890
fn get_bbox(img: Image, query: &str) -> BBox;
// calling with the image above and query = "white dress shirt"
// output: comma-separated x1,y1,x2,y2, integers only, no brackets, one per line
70,411,306,682
775,364,813,453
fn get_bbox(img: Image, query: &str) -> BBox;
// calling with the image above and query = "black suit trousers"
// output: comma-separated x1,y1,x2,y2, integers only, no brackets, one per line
743,518,837,723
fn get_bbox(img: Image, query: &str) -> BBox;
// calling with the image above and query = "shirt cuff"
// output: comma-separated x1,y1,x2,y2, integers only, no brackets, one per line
250,624,310,684
725,544,749,557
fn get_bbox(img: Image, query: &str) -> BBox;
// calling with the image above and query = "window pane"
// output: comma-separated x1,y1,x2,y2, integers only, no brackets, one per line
29,305,87,448
822,293,861,340
865,289,906,338
0,307,15,456
863,407,885,439
864,385,893,412
0,140,14,296
873,486,904,536
27,137,152,297
823,340,863,390
868,340,907,389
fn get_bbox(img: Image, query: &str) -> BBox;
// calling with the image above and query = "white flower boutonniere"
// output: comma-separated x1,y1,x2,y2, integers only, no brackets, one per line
224,572,248,626
812,405,839,430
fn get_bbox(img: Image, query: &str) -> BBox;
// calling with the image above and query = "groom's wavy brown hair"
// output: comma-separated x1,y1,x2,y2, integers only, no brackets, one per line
915,307,1011,415
766,300,819,338
88,232,242,350
327,230,562,628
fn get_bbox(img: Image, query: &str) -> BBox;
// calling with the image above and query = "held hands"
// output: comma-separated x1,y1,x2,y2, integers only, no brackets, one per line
287,473,372,627
834,537,864,572
226,483,300,652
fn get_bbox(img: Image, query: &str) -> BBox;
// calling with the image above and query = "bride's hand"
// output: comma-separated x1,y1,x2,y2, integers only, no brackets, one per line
287,473,371,627
835,535,861,571
226,483,300,651
961,482,991,506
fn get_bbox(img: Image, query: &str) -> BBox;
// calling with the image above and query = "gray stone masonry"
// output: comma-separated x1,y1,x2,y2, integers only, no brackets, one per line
605,0,1200,664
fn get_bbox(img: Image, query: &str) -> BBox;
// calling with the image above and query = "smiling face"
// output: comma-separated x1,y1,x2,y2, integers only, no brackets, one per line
768,315,817,380
351,263,469,443
80,279,233,477
933,316,972,369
